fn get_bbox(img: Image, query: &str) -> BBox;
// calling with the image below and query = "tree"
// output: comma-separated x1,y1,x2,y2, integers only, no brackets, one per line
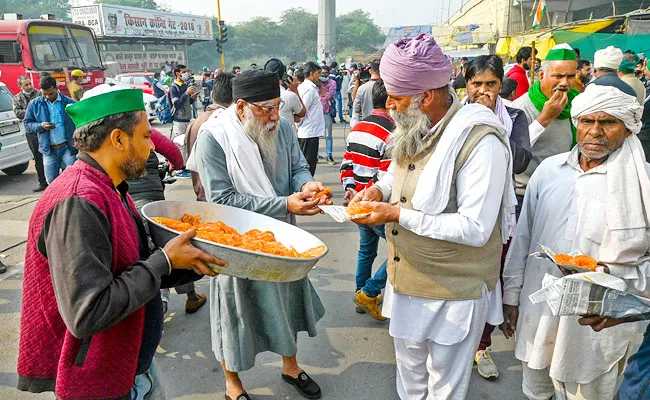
336,10,386,54
0,0,71,20
279,8,317,61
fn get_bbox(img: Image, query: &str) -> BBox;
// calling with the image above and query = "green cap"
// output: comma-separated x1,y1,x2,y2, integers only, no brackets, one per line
546,44,577,61
619,52,640,73
65,88,145,128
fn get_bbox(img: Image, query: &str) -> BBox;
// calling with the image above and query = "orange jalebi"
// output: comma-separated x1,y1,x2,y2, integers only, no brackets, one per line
554,254,598,271
313,187,332,198
152,214,326,259
347,202,372,216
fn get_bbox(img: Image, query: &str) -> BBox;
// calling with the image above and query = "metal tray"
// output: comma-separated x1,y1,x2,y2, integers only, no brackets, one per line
141,201,328,282
532,244,594,275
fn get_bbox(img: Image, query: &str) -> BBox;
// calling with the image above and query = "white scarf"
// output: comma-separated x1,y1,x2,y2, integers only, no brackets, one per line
599,136,650,263
571,84,650,263
186,105,276,197
411,103,518,243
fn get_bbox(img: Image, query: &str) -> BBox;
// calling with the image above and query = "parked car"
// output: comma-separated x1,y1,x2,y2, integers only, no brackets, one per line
104,81,158,122
114,72,161,96
0,82,32,176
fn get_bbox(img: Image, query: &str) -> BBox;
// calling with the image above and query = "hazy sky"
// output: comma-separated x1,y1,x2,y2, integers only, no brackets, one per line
165,0,465,28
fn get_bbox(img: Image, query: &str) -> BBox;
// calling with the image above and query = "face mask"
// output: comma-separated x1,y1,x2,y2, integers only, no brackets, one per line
22,89,33,95
319,76,329,82
181,72,190,81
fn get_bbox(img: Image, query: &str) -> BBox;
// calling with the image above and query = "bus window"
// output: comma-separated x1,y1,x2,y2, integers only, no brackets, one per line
0,41,20,63
28,24,102,70
70,28,103,69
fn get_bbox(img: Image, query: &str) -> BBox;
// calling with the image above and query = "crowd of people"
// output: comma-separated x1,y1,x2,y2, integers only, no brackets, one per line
9,30,650,400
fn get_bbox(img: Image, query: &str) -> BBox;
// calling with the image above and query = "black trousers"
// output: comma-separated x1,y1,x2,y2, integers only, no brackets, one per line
298,137,319,177
26,133,46,186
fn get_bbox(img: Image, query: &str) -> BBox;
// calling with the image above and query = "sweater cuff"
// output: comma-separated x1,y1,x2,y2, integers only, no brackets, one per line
503,290,520,306
148,250,172,277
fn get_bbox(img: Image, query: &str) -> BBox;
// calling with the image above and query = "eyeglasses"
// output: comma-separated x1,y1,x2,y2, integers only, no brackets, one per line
247,100,284,115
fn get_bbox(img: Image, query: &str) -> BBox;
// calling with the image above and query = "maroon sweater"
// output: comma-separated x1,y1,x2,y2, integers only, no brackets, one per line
17,155,172,399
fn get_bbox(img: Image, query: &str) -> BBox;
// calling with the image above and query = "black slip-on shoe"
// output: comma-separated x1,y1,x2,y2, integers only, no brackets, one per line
282,371,321,399
225,392,251,400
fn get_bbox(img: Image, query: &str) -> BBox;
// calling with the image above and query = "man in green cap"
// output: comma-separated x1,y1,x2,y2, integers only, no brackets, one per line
619,51,646,104
512,43,579,208
16,84,226,400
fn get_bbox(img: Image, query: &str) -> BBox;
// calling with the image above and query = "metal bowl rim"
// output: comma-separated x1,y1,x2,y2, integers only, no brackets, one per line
142,201,329,262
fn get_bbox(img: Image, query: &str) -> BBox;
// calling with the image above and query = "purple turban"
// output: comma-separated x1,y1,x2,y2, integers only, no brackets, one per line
380,33,452,96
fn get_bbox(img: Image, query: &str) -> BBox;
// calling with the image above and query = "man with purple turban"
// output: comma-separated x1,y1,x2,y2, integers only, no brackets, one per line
349,33,515,399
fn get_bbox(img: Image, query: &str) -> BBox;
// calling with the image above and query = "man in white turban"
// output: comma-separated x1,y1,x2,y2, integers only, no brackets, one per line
502,81,650,400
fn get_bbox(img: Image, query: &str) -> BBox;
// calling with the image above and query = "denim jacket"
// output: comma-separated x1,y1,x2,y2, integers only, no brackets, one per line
24,94,77,156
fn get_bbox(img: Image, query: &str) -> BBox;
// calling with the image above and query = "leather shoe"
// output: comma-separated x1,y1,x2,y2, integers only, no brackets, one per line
282,371,321,399
225,393,251,400
32,184,47,193
185,292,207,314
353,290,387,321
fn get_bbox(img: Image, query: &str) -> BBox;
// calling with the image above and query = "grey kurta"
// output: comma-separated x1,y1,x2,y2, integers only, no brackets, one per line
193,118,325,372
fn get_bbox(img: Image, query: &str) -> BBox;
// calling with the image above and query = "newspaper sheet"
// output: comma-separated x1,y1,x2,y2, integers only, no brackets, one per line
318,205,370,223
529,272,650,318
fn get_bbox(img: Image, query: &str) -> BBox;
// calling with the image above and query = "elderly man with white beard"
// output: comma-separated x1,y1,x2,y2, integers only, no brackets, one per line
502,78,650,400
349,33,517,400
191,70,331,400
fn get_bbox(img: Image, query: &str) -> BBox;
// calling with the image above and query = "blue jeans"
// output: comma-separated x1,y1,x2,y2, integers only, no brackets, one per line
335,91,344,121
323,112,333,157
131,358,165,400
356,224,388,298
43,146,76,184
619,323,650,400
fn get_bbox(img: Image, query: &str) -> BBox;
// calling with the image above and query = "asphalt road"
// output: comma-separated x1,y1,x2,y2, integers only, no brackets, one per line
0,120,526,399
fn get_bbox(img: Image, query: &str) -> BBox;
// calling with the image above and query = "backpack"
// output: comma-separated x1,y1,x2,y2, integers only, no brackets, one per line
156,96,172,124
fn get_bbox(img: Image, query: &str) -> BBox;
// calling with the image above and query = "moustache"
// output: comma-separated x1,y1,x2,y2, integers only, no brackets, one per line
553,86,570,92
582,139,608,146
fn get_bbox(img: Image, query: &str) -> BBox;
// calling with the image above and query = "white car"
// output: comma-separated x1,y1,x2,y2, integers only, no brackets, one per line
104,80,158,122
0,82,32,176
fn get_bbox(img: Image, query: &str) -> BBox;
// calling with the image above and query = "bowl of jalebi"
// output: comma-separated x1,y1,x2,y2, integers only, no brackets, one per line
141,201,328,282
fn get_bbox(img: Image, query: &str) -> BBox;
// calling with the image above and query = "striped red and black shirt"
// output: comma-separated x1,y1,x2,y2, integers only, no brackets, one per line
340,109,394,192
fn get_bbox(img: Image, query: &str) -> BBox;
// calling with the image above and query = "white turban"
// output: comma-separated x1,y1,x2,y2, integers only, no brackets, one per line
593,46,623,70
571,83,643,134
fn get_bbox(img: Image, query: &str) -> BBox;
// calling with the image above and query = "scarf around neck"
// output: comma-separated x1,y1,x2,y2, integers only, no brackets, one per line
528,80,579,145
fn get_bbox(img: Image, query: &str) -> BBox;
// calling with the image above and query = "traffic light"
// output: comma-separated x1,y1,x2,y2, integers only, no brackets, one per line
216,39,223,54
218,20,228,43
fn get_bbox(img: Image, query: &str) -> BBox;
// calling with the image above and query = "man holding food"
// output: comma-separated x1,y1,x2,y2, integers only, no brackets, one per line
348,33,516,399
191,69,331,400
17,84,224,399
502,79,650,400
512,44,579,205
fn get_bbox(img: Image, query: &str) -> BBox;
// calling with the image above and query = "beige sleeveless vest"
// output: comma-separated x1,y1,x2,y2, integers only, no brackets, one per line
386,103,505,300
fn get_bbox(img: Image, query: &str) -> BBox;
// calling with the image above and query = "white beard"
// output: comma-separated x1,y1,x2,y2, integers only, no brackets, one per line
243,108,279,168
388,98,433,167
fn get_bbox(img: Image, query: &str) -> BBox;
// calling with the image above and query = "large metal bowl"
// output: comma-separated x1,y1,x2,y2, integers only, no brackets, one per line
141,200,328,282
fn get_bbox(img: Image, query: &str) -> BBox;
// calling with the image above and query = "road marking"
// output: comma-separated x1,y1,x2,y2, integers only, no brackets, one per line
0,263,24,282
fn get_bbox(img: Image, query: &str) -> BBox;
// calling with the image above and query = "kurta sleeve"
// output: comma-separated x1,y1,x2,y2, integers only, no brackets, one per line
397,135,507,247
194,131,289,218
503,165,541,306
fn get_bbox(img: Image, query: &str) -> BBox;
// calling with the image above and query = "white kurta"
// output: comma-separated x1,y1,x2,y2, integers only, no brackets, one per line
503,147,650,384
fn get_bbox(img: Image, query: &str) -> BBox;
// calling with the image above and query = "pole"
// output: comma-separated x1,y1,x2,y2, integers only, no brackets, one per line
217,0,224,70
531,40,536,85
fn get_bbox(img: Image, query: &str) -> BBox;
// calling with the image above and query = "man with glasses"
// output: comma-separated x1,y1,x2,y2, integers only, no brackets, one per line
191,70,332,400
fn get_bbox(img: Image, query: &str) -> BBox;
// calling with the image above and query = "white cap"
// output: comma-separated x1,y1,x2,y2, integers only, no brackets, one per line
594,46,624,71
